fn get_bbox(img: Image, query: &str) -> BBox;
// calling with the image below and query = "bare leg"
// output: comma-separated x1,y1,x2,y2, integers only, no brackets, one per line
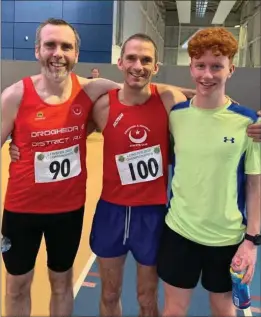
98,255,126,317
136,264,159,317
209,292,236,317
48,268,74,317
162,282,193,317
5,270,34,317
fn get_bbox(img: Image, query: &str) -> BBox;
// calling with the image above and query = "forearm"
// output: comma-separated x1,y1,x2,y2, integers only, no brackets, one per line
246,174,261,235
175,86,196,96
155,83,196,99
1,122,13,147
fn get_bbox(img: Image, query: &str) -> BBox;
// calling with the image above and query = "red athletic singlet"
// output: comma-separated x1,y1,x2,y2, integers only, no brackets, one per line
101,84,169,206
4,73,93,213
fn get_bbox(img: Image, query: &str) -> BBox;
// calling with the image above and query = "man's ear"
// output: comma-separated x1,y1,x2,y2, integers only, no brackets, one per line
117,57,123,71
228,64,235,79
35,45,40,60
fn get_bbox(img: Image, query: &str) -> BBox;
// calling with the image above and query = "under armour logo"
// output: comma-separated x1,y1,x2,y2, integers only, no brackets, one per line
224,137,235,143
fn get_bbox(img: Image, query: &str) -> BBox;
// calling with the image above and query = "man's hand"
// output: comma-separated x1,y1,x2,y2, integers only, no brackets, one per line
247,111,261,142
180,88,196,99
9,142,20,162
231,240,257,284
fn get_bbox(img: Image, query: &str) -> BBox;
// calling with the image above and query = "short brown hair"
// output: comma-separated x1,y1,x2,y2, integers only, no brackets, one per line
121,33,158,63
35,18,81,51
188,27,238,61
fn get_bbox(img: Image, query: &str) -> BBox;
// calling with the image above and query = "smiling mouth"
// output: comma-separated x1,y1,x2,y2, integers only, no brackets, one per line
129,72,145,78
200,82,216,87
50,62,67,68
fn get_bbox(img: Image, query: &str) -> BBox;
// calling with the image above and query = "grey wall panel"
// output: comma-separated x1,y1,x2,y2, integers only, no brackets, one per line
1,61,260,112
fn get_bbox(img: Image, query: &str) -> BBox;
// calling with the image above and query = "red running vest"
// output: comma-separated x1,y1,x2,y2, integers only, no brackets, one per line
4,73,93,214
101,84,169,206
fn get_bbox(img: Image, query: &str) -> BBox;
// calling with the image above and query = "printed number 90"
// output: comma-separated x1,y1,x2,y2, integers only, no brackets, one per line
49,159,71,179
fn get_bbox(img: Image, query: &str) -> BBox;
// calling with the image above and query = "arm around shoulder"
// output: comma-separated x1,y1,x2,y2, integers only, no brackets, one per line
92,94,110,132
156,83,196,100
83,78,122,103
1,81,23,146
157,84,187,113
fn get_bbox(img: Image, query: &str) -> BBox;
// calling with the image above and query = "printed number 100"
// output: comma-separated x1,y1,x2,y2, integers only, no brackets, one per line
128,158,159,181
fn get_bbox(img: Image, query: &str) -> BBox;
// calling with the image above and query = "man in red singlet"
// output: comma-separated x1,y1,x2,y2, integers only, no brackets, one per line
88,34,184,317
0,18,133,317
87,34,261,317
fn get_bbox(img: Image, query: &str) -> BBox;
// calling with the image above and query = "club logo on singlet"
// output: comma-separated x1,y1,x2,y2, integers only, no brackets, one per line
71,104,83,117
125,125,150,148
35,111,46,121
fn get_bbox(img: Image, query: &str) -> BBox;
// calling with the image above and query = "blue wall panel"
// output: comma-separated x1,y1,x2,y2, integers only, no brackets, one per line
1,1,14,22
79,51,112,64
2,48,14,60
14,49,36,61
72,24,113,51
63,1,113,24
2,0,113,63
15,1,63,22
2,23,14,48
14,23,40,49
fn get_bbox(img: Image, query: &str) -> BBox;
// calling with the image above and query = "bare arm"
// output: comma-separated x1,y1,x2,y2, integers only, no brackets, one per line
92,94,110,132
246,174,261,236
155,83,196,100
231,135,261,283
86,120,97,137
83,78,122,103
1,81,23,147
157,84,187,114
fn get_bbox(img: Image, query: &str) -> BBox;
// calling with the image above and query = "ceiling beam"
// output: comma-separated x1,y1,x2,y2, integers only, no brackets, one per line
211,0,237,24
176,1,191,23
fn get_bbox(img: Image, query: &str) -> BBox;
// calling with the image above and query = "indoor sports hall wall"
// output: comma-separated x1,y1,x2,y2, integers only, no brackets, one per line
1,60,260,112
1,0,113,63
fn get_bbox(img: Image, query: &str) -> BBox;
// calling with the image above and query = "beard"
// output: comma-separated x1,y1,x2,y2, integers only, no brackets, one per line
38,54,76,82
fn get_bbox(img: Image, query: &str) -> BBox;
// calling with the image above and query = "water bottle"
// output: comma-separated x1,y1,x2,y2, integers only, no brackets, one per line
230,267,251,309
1,236,11,253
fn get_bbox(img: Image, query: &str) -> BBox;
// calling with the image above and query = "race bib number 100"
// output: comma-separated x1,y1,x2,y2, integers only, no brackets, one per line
115,145,163,185
34,145,81,183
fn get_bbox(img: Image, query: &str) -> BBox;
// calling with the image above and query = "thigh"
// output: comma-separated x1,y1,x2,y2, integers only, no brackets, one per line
129,204,166,266
163,282,193,317
137,263,158,299
157,223,202,289
209,292,236,317
44,206,84,272
97,255,126,295
1,210,43,275
90,199,128,258
201,243,240,293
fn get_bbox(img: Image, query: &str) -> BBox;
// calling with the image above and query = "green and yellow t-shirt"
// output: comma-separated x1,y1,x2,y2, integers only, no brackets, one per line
167,98,261,246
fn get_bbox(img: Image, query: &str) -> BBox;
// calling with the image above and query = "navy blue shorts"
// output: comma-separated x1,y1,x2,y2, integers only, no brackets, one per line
90,199,167,266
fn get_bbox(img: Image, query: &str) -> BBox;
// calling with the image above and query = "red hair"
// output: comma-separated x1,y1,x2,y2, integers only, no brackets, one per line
188,27,238,61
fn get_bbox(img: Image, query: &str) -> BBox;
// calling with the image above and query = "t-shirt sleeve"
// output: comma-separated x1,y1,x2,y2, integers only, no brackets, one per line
245,118,261,175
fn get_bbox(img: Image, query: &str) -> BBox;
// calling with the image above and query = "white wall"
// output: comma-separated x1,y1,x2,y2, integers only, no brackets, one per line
111,1,165,63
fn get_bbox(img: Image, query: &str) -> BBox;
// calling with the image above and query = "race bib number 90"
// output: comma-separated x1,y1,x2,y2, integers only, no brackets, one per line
34,145,81,183
115,145,163,185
